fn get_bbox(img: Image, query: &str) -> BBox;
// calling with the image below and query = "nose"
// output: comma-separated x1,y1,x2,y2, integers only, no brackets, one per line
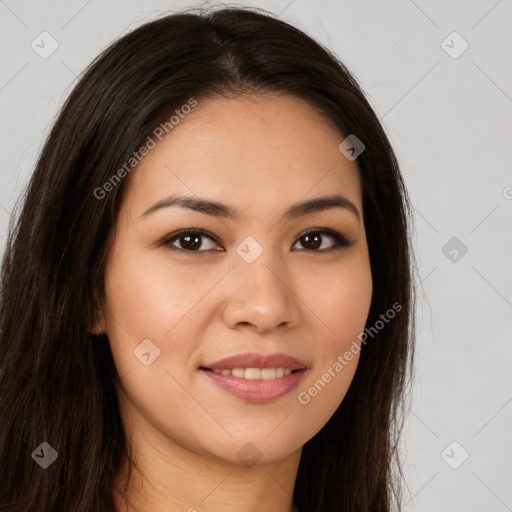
220,250,300,335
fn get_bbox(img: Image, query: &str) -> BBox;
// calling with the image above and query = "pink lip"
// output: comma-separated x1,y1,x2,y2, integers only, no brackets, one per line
202,352,308,371
200,352,308,404
201,368,307,403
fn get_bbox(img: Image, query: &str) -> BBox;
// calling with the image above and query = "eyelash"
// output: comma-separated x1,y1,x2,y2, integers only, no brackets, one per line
161,227,353,254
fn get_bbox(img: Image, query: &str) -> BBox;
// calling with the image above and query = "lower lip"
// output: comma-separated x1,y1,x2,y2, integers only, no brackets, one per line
201,368,306,403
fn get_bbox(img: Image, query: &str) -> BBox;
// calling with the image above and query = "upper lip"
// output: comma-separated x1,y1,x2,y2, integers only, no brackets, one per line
201,352,308,371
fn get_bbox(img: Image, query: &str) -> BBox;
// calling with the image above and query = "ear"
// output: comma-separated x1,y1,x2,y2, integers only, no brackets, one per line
90,290,107,335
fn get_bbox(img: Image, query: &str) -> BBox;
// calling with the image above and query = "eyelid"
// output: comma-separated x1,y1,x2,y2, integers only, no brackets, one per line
161,227,353,253
161,228,222,248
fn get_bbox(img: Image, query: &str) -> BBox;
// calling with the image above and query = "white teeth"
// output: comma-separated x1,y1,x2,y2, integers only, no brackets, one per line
260,368,276,380
210,367,296,379
245,368,261,380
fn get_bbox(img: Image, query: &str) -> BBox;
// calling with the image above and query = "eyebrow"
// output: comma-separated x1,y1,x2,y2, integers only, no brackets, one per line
139,193,360,222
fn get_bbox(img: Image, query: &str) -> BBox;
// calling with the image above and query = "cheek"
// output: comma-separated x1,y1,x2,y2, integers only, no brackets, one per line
101,249,210,383
296,251,373,344
292,252,372,424
103,255,209,435
104,248,208,336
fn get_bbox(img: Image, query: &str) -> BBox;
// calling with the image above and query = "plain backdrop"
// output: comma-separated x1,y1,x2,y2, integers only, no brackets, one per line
0,1,511,511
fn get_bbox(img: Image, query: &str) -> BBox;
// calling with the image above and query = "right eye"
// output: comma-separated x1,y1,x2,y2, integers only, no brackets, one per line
161,229,224,253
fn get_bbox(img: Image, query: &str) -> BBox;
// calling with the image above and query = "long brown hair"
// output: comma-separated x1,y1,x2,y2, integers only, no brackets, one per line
0,6,416,511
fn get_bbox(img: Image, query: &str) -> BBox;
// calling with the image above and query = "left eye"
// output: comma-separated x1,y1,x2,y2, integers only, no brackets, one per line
162,228,352,253
293,229,352,251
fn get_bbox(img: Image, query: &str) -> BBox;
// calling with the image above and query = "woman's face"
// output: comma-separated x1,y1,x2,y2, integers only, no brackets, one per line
96,93,372,466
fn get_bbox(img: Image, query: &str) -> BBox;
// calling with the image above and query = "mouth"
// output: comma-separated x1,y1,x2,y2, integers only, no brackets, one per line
199,352,308,403
199,365,307,403
199,366,302,379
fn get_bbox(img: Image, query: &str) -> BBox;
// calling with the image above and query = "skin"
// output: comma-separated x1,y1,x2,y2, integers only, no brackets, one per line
93,93,373,512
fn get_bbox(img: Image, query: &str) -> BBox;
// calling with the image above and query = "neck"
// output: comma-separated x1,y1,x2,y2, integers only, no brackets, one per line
112,428,302,512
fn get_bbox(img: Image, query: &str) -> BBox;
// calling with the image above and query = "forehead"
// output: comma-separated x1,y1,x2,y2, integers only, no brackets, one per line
123,94,363,219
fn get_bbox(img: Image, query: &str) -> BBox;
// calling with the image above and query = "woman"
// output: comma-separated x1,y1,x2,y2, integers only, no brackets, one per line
0,6,416,512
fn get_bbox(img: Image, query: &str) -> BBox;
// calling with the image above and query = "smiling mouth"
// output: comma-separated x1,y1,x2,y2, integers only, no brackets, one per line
199,365,307,403
199,366,302,380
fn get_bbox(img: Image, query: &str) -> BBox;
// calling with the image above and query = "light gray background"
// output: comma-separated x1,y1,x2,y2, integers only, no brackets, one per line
1,1,511,511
